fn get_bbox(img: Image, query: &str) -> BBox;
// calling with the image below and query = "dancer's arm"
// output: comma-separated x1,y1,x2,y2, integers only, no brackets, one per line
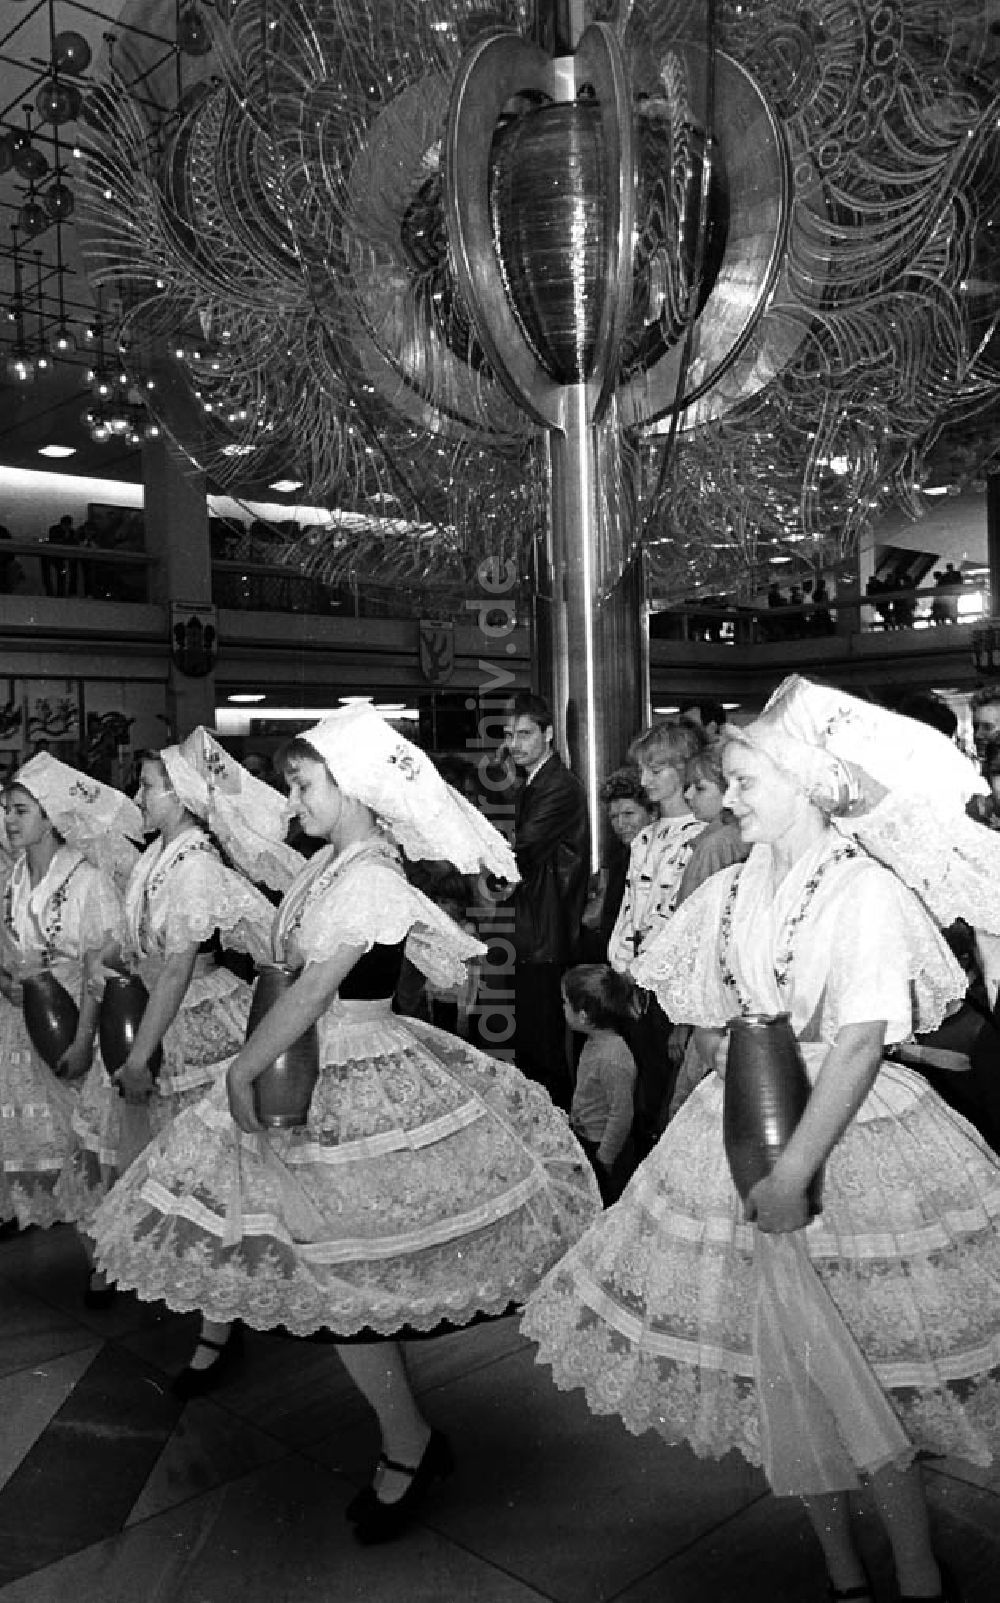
746,1019,886,1233
114,946,200,1102
226,941,365,1132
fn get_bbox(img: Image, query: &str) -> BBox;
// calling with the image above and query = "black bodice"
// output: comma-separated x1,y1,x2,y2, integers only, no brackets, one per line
339,939,406,1000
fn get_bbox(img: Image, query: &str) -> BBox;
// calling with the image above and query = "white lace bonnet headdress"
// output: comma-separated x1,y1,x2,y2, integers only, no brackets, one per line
729,674,1000,932
300,705,519,881
11,753,144,888
160,727,301,893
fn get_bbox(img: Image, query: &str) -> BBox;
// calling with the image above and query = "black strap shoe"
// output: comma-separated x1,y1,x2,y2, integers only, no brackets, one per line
351,1430,454,1545
172,1326,244,1401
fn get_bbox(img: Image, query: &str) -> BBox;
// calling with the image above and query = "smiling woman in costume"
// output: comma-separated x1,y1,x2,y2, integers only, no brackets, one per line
91,705,599,1544
523,675,1000,1603
0,755,140,1231
57,729,297,1329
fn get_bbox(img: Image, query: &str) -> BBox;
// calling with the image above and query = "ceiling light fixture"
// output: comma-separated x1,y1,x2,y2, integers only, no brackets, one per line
38,444,77,458
227,693,266,704
33,252,52,373
268,478,304,493
4,222,34,385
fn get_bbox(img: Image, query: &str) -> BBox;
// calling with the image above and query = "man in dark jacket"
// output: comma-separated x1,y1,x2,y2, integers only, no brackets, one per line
503,692,590,1109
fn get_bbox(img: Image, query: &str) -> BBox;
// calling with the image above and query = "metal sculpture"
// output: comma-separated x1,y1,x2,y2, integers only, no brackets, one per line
74,1,1000,788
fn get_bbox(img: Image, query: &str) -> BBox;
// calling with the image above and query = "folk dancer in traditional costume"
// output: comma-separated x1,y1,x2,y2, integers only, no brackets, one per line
57,729,298,1342
92,706,601,1541
524,676,1000,1603
0,755,140,1231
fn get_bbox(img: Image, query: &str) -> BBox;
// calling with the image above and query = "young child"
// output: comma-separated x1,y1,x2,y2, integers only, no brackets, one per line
562,964,638,1204
677,741,749,905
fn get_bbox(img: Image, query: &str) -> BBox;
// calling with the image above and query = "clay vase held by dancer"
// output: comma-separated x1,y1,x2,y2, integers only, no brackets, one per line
22,968,79,1072
99,973,163,1080
246,963,319,1127
723,1012,823,1216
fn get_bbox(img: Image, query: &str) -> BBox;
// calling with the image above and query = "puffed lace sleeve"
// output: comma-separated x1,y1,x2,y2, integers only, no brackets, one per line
630,868,738,1026
820,859,967,1041
75,862,128,956
158,851,276,965
297,860,485,987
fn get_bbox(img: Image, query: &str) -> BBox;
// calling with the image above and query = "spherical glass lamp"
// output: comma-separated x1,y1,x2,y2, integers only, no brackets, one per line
13,144,49,182
178,3,213,56
44,183,75,222
36,80,81,126
52,31,93,76
52,323,77,357
19,199,49,238
5,348,35,384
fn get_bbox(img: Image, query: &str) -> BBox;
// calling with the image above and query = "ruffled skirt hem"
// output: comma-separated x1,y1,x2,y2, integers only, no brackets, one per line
520,1069,1000,1473
92,1015,601,1336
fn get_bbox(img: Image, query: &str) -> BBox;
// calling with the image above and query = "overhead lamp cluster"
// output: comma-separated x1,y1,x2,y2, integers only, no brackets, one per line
78,295,161,446
1,19,95,381
0,28,92,239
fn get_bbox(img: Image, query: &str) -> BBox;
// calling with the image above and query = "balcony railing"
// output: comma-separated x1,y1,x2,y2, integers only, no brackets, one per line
650,580,989,645
0,539,153,603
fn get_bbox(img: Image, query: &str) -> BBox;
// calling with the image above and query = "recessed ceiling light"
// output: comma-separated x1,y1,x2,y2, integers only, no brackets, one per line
923,485,950,496
339,695,374,705
38,444,77,458
268,478,303,492
227,692,266,704
222,444,255,457
723,702,741,710
653,705,680,714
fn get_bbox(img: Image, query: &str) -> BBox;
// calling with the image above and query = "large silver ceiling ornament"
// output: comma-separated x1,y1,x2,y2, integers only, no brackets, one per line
75,0,1000,601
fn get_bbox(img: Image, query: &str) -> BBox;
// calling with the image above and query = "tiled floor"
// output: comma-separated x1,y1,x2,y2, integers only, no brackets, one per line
1,1224,999,1603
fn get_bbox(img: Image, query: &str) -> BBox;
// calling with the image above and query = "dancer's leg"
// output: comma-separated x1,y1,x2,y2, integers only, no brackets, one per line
335,1340,431,1503
801,1492,870,1595
188,1318,233,1371
868,1462,941,1598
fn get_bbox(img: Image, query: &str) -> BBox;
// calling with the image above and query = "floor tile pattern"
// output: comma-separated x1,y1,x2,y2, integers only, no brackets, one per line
1,1224,998,1603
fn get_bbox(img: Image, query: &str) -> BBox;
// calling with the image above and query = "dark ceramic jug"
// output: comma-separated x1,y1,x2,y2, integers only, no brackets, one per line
723,1012,823,1216
247,963,319,1128
22,968,80,1073
99,973,163,1079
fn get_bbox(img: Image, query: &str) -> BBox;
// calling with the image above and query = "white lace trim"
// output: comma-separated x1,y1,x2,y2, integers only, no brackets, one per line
291,854,484,989
839,790,1000,935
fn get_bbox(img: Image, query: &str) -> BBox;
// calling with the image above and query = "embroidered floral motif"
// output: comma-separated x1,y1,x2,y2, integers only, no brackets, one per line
719,844,860,1013
68,778,100,805
42,858,88,960
388,746,420,781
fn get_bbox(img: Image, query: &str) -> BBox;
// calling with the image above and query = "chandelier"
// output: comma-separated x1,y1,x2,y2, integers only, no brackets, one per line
73,0,1000,601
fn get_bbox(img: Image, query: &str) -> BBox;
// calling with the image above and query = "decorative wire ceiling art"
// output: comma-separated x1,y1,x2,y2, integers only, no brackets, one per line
75,0,1000,605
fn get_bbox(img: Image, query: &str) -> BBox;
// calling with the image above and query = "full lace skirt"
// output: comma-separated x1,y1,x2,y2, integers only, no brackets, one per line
0,998,79,1228
57,968,251,1228
521,1066,1000,1472
91,1006,601,1335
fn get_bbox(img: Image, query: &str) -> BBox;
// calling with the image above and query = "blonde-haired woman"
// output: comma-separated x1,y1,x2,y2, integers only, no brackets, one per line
525,676,1000,1603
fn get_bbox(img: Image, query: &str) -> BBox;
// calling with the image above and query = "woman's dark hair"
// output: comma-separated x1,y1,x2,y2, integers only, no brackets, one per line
599,765,650,808
562,963,638,1029
275,734,325,778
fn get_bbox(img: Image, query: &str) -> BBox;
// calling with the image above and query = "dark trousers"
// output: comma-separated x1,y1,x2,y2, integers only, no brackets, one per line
575,1133,635,1205
513,961,572,1110
623,989,677,1161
